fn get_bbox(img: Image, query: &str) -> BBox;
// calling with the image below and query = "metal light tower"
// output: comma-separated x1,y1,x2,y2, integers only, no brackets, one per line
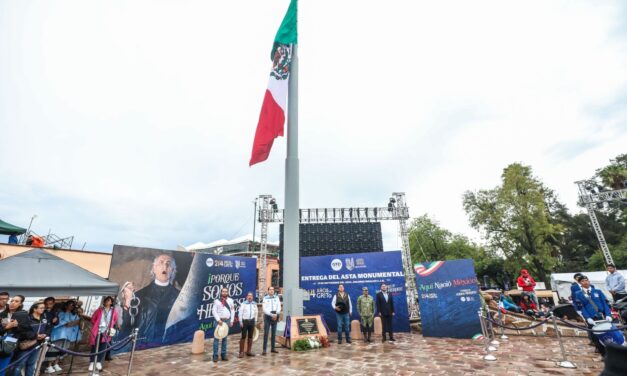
256,195,274,301
575,179,627,265
391,192,420,319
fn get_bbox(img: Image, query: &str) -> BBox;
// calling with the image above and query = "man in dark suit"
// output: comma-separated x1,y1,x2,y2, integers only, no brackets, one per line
570,273,584,313
375,283,395,342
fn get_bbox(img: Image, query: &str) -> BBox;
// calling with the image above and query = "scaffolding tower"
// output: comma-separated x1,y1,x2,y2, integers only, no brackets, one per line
575,179,627,265
256,192,420,319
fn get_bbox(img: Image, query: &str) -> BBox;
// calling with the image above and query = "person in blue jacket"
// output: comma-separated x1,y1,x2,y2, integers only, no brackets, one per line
574,275,611,355
575,276,611,322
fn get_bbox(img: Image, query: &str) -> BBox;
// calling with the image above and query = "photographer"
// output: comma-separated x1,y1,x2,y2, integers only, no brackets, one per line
0,295,31,376
48,300,81,373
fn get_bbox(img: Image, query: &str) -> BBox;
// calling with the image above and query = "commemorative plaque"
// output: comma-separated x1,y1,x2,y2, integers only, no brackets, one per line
296,318,319,335
277,315,328,349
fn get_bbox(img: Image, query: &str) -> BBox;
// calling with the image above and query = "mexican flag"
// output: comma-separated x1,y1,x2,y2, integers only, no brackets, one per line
249,0,297,166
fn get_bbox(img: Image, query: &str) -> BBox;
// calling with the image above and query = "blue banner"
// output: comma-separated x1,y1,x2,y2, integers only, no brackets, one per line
300,251,410,333
110,246,256,351
415,259,482,338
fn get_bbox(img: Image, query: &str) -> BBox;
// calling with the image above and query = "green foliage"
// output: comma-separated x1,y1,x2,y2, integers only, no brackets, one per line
463,163,564,284
292,339,312,351
596,153,627,190
592,154,627,226
554,211,627,271
408,214,506,286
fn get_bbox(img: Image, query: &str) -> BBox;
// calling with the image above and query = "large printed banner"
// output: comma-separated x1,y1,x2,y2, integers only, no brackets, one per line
109,245,256,351
415,259,482,338
300,251,410,333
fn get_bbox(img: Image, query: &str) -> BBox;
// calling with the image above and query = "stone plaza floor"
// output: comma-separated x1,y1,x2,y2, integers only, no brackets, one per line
71,333,604,376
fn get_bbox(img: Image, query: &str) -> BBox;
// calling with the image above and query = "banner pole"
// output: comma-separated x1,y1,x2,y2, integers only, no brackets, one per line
478,310,496,361
127,328,139,376
552,315,576,368
33,337,49,376
499,309,508,340
91,332,101,376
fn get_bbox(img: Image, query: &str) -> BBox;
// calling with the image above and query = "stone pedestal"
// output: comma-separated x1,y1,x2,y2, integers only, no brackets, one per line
350,320,362,340
191,330,205,354
374,316,382,335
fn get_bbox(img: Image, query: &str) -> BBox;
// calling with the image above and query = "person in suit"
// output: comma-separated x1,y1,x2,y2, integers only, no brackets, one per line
574,276,612,355
570,273,584,313
375,283,395,342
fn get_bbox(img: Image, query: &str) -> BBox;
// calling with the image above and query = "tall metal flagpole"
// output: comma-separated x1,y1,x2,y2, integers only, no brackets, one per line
283,43,302,317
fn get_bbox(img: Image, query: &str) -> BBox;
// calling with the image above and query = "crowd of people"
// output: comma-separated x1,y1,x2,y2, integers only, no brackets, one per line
0,292,122,376
1,265,624,372
491,265,625,357
210,282,398,363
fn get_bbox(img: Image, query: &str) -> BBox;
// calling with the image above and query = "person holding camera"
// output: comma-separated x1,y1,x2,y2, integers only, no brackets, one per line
517,269,538,307
48,300,81,373
88,296,119,373
11,302,51,376
262,286,281,355
0,295,32,376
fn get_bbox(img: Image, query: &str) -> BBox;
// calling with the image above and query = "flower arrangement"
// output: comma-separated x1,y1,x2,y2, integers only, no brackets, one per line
293,336,327,351
319,336,331,348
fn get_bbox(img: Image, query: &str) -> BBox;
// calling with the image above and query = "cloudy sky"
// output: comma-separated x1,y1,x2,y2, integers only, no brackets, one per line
1,0,626,252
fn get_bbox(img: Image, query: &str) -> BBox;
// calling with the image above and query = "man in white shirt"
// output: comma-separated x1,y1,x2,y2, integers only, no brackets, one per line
211,288,234,362
262,286,281,355
605,264,626,302
237,292,258,358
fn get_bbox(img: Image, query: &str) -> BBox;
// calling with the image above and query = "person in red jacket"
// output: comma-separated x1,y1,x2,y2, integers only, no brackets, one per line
519,293,545,318
517,269,538,307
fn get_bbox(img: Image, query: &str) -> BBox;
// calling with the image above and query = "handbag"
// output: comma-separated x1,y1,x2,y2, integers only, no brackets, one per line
18,338,37,351
0,336,17,357
19,318,43,350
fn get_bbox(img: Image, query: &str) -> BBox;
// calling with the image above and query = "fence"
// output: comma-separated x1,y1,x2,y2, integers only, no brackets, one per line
478,309,627,369
0,328,139,376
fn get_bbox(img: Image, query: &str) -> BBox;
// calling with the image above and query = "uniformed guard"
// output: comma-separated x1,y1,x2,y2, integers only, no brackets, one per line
262,286,281,355
357,287,375,343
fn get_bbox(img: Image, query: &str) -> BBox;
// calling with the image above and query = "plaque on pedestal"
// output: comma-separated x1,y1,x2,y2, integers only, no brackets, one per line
277,315,328,350
296,318,319,335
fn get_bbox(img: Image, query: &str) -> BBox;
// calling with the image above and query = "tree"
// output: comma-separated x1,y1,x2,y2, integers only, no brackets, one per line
554,211,626,271
463,163,564,284
596,153,627,190
593,153,627,227
408,214,505,287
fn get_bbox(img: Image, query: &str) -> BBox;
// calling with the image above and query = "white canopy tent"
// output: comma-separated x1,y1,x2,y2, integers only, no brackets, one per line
551,270,627,302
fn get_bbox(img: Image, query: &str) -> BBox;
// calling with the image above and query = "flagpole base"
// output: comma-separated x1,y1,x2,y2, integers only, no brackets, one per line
483,354,497,361
488,346,497,352
490,340,500,346
500,334,509,340
558,361,576,369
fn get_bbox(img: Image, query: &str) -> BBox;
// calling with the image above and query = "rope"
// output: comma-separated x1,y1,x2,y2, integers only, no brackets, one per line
555,317,627,333
483,315,550,331
49,335,133,357
0,344,42,373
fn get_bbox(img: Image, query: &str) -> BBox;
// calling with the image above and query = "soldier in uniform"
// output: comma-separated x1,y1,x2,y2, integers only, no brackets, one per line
357,287,375,343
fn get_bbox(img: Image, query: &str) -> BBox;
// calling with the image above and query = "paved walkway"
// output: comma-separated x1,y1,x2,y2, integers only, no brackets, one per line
68,333,604,375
